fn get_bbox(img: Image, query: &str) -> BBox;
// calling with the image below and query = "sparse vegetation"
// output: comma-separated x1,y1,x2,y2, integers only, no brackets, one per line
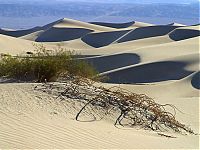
0,45,196,137
0,44,98,82
35,76,196,137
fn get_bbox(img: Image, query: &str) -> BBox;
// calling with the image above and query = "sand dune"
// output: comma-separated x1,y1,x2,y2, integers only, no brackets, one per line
116,25,178,43
21,18,121,43
0,27,42,37
36,27,93,42
132,21,154,27
0,34,56,55
45,38,95,50
0,19,62,38
76,35,173,56
79,25,200,50
77,34,198,62
168,23,186,26
101,53,198,84
81,29,131,48
169,28,200,41
54,18,116,32
0,18,199,149
19,30,46,41
104,75,199,99
127,36,199,62
102,61,193,84
82,53,140,73
0,82,199,149
78,25,180,49
0,34,36,55
90,21,136,28
190,71,200,90
17,19,199,48
90,21,153,28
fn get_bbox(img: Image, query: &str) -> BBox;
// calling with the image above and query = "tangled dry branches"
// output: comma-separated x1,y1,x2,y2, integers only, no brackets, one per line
34,76,195,135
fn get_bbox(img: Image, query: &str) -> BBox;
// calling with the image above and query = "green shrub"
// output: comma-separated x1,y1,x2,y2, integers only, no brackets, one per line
0,44,98,82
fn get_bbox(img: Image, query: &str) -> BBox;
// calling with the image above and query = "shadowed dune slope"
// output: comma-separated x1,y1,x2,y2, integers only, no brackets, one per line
36,27,93,42
19,19,63,41
0,19,62,38
90,21,153,28
81,30,130,48
102,54,199,84
0,27,42,37
90,21,135,29
191,71,200,90
75,36,198,60
103,61,194,84
111,71,200,98
117,26,178,43
82,53,140,73
169,29,200,41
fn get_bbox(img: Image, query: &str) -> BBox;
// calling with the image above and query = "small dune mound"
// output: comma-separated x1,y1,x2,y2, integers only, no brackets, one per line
90,21,153,28
169,29,200,41
133,21,154,27
117,26,178,43
102,61,194,84
0,34,37,55
82,53,140,73
20,30,46,41
168,23,186,26
56,18,115,32
90,21,135,29
191,71,200,90
81,30,130,48
36,27,93,42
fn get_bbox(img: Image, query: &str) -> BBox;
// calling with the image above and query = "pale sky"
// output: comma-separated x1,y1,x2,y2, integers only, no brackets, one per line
47,0,199,3
2,0,199,3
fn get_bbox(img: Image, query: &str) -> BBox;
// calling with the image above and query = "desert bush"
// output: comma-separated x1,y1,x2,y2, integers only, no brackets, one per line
0,44,98,82
35,76,196,136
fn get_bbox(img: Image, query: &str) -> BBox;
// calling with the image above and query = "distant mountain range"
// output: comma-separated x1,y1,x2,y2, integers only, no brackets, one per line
0,1,199,29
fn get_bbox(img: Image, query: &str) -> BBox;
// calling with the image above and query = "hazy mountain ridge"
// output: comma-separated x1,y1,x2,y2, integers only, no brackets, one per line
0,2,199,29
0,3,198,18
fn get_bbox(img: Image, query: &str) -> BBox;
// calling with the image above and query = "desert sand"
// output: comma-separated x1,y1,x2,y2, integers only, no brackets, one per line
0,18,199,149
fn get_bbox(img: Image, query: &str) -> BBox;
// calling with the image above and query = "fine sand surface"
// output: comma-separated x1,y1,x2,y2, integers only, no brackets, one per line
0,18,199,149
0,83,199,149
